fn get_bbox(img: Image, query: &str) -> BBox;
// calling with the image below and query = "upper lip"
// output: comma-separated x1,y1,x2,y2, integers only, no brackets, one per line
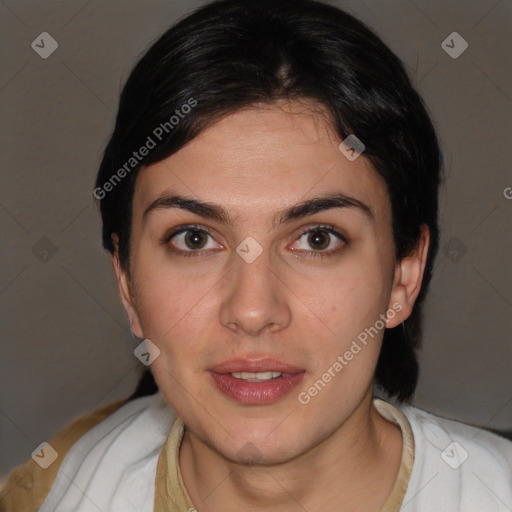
209,358,305,374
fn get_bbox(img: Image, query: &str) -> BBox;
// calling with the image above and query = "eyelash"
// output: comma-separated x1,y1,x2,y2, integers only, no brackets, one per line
162,223,346,259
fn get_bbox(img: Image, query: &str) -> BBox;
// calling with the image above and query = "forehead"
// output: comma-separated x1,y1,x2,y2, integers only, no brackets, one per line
133,100,391,224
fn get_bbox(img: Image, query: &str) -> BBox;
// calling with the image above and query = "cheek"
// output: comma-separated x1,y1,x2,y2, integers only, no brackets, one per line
296,262,389,342
130,267,199,358
299,272,385,404
131,245,212,328
293,265,390,402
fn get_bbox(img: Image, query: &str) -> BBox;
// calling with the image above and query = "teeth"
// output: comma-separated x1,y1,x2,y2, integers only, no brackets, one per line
231,371,282,381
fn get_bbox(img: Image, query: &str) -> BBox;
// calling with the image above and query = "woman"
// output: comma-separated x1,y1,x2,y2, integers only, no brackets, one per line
2,0,511,510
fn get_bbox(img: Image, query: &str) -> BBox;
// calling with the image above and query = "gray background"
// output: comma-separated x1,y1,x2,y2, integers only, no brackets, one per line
1,0,511,484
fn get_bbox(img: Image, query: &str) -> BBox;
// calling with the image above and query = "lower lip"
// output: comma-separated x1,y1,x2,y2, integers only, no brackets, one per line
209,372,305,405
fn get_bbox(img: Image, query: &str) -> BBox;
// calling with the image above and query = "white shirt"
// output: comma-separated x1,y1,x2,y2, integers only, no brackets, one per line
37,392,512,512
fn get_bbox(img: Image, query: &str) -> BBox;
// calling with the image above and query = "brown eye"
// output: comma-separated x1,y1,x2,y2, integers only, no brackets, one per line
289,225,346,257
165,225,223,256
184,229,208,249
307,230,330,250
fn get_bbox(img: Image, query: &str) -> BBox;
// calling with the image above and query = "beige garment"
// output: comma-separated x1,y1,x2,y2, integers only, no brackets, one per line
154,398,415,512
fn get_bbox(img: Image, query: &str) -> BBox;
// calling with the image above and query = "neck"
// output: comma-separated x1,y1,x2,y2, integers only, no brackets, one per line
179,389,403,512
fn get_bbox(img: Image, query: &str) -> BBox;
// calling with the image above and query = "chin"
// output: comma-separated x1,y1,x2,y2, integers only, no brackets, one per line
226,439,306,466
207,419,310,466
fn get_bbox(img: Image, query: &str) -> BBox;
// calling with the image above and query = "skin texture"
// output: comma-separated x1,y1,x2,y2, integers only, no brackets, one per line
113,99,429,512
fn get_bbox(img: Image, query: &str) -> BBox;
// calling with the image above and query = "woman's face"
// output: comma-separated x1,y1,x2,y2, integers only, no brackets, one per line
115,100,415,464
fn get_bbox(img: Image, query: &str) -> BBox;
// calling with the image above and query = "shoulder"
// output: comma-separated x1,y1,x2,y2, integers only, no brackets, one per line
0,398,127,512
0,392,175,512
398,402,512,511
37,392,176,512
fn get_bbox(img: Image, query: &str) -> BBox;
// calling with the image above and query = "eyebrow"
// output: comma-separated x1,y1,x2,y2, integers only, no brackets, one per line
143,191,373,228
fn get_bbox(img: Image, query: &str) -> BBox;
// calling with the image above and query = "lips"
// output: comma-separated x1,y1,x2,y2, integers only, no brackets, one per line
209,358,304,374
208,357,305,405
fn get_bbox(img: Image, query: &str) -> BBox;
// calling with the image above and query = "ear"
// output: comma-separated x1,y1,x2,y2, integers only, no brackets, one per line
386,224,430,328
111,234,144,339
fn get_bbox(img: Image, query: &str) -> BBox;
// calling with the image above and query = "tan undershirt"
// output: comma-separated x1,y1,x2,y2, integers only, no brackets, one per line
154,398,415,512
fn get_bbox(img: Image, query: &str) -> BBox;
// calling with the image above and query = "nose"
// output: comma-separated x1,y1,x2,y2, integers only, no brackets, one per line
219,244,292,337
